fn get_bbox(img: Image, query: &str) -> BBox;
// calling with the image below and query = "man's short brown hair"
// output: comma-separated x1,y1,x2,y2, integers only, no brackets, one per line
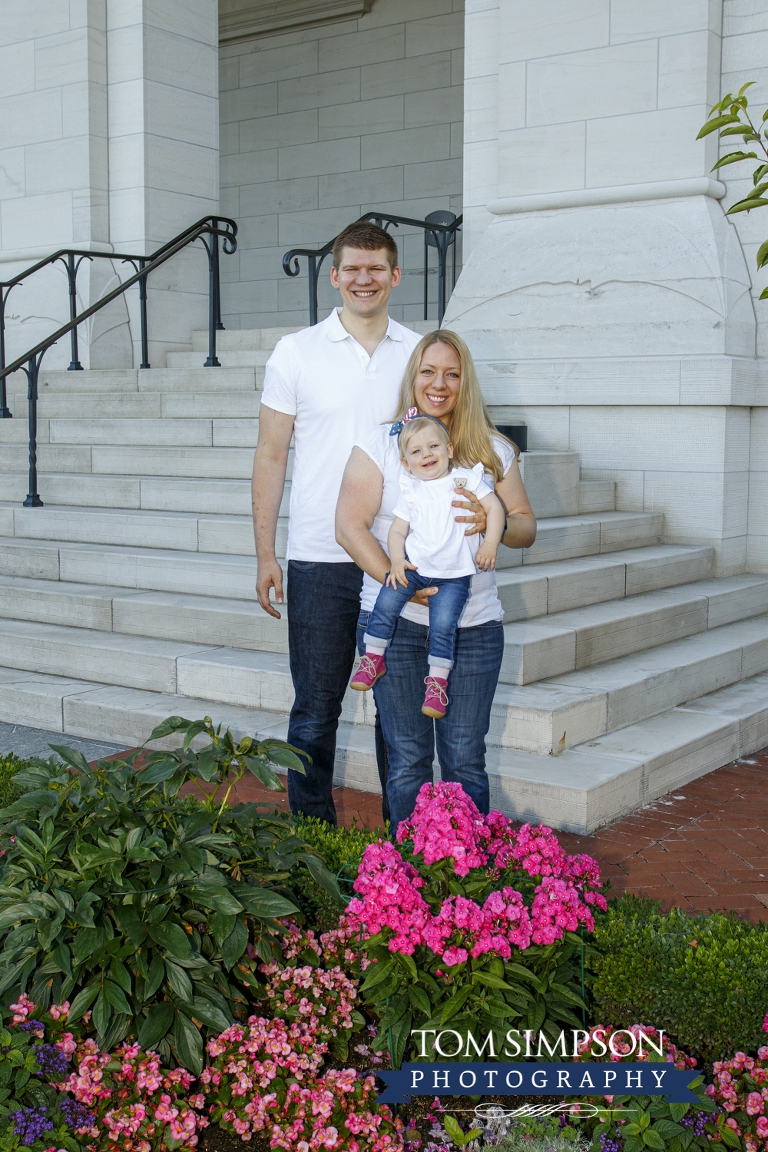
331,221,399,271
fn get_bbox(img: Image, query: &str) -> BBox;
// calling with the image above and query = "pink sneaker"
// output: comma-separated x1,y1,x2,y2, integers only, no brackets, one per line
350,653,386,691
422,676,449,718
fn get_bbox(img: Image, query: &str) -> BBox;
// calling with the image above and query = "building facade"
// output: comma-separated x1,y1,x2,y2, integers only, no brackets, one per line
1,0,767,570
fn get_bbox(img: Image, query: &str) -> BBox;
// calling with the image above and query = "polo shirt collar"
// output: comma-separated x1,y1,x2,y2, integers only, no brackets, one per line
324,308,402,342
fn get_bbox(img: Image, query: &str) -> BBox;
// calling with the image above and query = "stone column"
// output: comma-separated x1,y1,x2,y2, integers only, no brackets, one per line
107,0,219,365
0,0,219,371
449,0,758,575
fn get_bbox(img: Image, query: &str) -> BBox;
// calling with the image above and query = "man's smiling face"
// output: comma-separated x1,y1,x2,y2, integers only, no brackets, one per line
330,246,401,319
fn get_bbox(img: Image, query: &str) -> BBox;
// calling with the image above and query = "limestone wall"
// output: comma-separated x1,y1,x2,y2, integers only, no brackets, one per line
218,0,464,328
0,0,220,371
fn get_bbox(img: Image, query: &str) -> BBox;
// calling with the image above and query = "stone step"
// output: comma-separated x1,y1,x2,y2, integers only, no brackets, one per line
8,392,262,419
2,659,768,833
32,417,257,446
499,576,768,684
517,451,579,518
190,326,302,352
496,544,713,621
187,319,433,353
0,418,260,449
0,444,290,480
166,349,271,368
0,577,765,710
5,367,263,395
0,544,715,656
0,473,278,515
578,479,616,513
0,576,288,651
0,466,608,524
0,506,662,565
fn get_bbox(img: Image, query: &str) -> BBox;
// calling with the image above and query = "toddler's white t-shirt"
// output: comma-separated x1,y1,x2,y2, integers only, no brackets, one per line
392,461,493,579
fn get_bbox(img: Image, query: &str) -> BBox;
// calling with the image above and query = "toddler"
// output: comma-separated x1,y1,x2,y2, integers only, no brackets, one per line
350,410,505,719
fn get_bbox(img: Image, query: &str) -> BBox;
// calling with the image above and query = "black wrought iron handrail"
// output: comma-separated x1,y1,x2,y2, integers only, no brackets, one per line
282,209,462,327
0,215,237,508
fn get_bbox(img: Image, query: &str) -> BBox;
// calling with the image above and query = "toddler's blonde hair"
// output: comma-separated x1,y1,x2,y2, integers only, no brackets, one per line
398,415,452,461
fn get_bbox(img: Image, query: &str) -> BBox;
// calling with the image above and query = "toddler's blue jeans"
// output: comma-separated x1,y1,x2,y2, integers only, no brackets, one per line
363,570,472,670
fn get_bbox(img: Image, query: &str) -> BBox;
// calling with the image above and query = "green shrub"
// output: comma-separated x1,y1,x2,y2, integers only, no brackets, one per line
588,893,768,1065
290,815,386,929
0,753,35,810
0,716,340,1075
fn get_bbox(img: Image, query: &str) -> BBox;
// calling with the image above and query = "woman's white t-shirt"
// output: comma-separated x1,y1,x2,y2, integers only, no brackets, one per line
354,425,515,628
392,462,493,579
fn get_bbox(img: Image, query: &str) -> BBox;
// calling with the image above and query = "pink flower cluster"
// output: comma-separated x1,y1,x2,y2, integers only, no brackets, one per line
57,1037,208,1151
260,964,358,1042
422,888,532,963
707,1048,768,1151
397,782,490,876
347,783,606,965
347,841,430,956
204,1015,326,1087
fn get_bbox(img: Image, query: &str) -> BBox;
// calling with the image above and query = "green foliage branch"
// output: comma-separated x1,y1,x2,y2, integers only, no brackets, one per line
0,716,339,1076
587,894,768,1066
698,81,768,296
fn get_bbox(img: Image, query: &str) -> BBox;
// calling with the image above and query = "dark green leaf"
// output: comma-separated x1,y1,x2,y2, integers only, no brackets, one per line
165,961,194,1003
146,716,191,741
67,983,100,1024
47,745,91,775
92,990,111,1036
220,918,249,969
138,1002,175,1049
174,1010,204,1076
104,979,132,1016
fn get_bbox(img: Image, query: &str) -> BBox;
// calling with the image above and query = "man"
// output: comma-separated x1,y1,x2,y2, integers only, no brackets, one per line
252,221,421,823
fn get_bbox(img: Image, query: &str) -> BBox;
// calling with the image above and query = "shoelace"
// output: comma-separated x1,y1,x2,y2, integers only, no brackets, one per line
356,654,381,680
424,676,448,706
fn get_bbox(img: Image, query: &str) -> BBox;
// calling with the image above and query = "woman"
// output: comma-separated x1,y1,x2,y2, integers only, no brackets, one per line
335,330,536,834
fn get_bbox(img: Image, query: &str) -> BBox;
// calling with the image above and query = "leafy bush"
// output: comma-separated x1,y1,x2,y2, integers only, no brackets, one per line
588,895,768,1065
0,754,34,811
290,815,385,929
349,782,607,1066
0,716,339,1074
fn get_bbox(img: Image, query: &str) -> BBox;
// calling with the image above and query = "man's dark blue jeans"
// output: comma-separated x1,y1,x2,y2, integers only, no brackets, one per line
285,559,365,825
364,571,472,671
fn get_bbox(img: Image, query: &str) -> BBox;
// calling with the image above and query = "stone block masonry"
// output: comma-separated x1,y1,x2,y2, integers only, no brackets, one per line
219,0,465,329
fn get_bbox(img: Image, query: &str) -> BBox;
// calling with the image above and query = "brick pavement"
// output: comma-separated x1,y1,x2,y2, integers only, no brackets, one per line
98,746,768,921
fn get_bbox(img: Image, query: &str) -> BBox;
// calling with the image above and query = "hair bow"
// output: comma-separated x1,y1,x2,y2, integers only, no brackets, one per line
389,406,419,437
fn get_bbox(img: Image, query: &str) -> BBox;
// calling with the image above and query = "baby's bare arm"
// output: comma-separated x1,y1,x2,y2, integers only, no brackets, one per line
386,517,414,587
475,493,506,571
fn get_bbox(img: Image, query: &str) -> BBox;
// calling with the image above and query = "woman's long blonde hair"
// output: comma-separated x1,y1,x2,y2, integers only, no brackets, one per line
391,330,516,483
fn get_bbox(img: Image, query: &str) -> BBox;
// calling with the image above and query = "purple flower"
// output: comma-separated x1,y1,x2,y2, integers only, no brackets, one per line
34,1042,69,1080
10,1107,54,1146
60,1097,95,1131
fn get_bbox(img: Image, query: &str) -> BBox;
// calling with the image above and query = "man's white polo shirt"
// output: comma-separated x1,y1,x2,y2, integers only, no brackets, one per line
261,308,421,563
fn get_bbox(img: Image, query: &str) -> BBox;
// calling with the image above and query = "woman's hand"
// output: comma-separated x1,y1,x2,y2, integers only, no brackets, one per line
452,486,487,536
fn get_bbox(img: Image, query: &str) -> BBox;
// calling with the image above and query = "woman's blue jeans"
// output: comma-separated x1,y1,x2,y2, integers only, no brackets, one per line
357,609,504,836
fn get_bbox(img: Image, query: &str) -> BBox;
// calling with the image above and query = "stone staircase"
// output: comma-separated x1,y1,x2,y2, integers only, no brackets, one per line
2,323,768,833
